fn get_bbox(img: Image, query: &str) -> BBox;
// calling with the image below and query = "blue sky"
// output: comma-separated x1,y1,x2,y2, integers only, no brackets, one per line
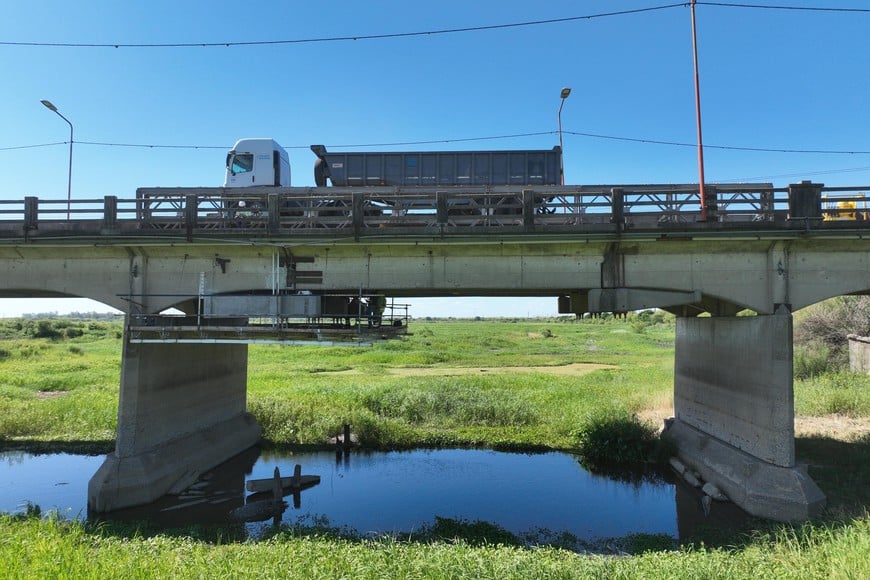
1,1,869,317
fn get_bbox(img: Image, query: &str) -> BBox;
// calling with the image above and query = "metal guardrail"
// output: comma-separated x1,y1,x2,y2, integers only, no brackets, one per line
1,182,869,240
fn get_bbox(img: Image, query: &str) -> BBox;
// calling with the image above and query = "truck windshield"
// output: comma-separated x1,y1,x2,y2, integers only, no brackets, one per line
230,153,254,174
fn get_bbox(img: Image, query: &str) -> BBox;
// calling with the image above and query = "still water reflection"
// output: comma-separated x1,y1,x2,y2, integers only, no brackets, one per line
0,447,747,542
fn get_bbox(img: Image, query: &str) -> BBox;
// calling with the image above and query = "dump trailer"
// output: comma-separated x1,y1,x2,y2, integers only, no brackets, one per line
222,138,563,217
310,144,562,187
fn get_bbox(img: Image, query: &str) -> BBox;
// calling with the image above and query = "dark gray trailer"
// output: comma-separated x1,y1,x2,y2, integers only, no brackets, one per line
311,145,562,188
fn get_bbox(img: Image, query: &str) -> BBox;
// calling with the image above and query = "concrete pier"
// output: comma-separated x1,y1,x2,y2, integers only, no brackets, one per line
665,309,826,521
88,333,261,512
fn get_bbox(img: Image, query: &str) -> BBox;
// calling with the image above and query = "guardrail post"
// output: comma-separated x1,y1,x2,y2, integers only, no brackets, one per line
267,194,280,234
103,195,118,230
522,189,535,231
760,187,776,222
702,185,719,221
436,191,448,225
184,194,198,240
352,192,365,239
788,181,823,220
610,188,624,234
24,197,38,231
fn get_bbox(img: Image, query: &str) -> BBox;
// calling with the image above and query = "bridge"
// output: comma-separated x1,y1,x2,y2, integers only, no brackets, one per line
2,180,868,520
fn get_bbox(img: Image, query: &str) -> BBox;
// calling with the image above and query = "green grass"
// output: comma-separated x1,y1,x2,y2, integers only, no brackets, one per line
2,316,869,576
0,514,867,579
241,320,676,449
795,371,870,417
0,322,121,444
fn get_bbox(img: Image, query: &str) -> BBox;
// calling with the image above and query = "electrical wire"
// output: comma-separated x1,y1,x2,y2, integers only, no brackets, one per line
0,142,68,151
0,4,686,49
565,131,870,155
718,166,870,183
2,3,865,50
697,2,870,13
4,130,870,155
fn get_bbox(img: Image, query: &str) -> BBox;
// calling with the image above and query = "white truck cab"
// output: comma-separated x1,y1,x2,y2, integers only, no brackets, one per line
224,138,290,187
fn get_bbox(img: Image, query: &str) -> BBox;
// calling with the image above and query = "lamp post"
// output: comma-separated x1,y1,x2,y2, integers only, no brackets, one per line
558,87,571,185
40,100,74,220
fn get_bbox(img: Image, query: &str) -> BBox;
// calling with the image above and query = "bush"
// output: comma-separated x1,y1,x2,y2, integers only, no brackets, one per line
795,371,870,416
795,296,870,370
65,327,84,339
628,310,671,334
573,409,662,468
794,342,830,379
32,321,62,340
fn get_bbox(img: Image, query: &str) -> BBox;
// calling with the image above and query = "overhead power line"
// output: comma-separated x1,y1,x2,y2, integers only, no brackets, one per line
719,165,870,183
0,142,68,151
565,131,870,155
5,131,870,155
697,2,870,13
2,3,866,50
0,4,686,48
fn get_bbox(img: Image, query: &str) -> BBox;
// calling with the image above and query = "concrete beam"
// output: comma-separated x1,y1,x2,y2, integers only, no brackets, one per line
88,327,261,512
588,288,701,313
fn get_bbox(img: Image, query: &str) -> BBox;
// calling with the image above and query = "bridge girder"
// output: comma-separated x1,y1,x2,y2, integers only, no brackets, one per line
1,237,868,315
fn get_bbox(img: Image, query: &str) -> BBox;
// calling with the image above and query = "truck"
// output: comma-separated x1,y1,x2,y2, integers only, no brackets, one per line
223,138,563,218
225,138,562,189
224,138,291,188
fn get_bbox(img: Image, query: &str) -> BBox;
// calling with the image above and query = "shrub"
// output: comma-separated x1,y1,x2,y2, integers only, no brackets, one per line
795,371,870,416
32,321,62,340
794,342,830,379
573,409,662,468
65,327,84,339
795,296,870,370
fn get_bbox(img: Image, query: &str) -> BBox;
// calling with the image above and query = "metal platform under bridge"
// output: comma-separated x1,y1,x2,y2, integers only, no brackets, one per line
126,294,409,346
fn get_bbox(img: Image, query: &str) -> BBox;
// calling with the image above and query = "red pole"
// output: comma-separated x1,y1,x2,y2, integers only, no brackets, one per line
691,0,708,221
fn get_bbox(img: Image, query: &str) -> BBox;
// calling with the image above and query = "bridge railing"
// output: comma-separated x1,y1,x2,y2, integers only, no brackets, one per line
2,182,868,238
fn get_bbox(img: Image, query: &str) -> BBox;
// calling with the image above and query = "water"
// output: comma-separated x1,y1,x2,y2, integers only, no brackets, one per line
0,448,747,543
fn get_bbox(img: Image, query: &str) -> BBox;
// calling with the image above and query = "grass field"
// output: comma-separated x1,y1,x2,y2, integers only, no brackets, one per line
1,315,868,578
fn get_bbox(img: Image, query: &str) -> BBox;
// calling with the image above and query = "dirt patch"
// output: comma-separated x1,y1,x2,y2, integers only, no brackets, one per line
387,363,614,377
794,415,870,441
637,397,676,429
317,363,614,377
637,404,870,443
36,390,68,399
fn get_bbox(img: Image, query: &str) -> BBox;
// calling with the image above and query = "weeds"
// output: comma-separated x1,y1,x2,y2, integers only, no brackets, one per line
795,343,830,379
573,408,665,468
795,371,870,416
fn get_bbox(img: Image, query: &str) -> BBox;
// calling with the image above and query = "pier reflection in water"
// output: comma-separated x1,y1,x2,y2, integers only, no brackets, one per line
0,447,747,542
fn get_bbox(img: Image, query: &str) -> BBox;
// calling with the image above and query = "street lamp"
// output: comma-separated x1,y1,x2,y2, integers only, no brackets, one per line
557,87,571,185
41,100,74,220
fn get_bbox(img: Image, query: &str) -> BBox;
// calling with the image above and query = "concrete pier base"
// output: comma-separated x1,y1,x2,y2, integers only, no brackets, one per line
89,335,261,512
665,310,825,521
665,419,825,521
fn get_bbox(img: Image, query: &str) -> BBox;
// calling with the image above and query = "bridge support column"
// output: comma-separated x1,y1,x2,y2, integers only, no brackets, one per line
88,328,261,512
664,307,825,521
